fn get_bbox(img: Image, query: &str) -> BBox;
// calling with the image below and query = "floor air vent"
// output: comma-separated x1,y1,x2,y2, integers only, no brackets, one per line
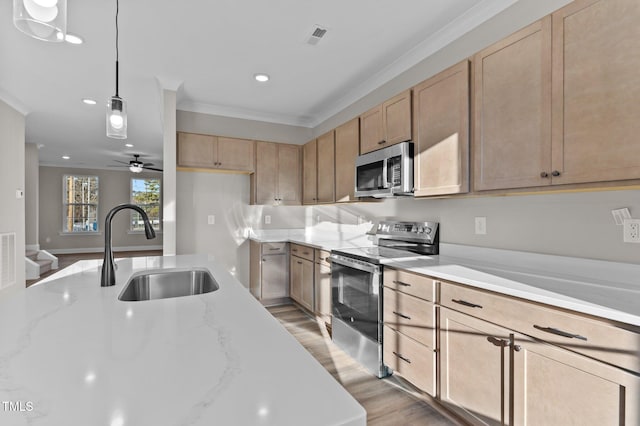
0,233,16,289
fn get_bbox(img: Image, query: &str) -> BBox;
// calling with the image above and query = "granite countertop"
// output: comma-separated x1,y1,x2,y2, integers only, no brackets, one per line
0,255,365,426
387,244,640,328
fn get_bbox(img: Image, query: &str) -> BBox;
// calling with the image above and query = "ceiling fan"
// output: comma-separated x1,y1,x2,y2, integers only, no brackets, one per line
110,154,163,173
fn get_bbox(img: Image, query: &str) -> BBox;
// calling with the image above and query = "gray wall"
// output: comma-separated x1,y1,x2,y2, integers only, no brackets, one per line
39,166,163,253
0,99,25,294
25,143,39,249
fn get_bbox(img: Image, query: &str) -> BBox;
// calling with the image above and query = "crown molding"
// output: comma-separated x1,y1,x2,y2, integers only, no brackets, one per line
0,87,30,116
178,101,315,128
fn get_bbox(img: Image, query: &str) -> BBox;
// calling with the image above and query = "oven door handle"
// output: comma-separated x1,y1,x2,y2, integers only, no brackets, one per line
329,255,380,275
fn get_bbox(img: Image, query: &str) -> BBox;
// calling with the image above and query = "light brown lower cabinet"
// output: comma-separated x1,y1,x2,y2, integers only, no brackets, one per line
290,253,314,312
314,250,332,325
440,306,640,425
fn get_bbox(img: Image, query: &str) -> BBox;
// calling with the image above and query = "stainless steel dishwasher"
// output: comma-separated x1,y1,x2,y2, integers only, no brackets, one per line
259,242,289,304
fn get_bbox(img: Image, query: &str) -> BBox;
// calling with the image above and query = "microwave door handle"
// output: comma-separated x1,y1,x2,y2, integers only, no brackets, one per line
381,158,390,189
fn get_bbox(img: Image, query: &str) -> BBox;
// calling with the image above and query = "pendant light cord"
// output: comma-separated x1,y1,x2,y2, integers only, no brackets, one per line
115,0,119,97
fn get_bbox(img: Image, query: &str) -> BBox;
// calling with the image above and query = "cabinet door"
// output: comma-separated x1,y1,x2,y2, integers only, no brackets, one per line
473,17,552,191
216,137,254,172
254,141,278,204
513,333,640,425
302,139,317,204
440,307,509,426
290,256,303,303
383,90,412,146
277,144,301,205
177,132,217,168
359,105,384,154
314,258,331,321
261,254,289,299
300,258,315,312
334,118,360,202
413,60,469,197
249,240,261,299
550,0,640,185
316,131,335,204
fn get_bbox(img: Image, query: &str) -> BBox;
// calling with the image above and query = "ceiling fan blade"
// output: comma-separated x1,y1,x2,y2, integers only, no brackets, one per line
107,164,128,168
114,160,130,165
143,166,163,172
142,162,155,167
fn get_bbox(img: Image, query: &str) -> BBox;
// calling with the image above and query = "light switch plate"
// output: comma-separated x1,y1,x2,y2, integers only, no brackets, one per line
475,217,487,235
611,208,631,225
207,215,215,225
264,215,271,225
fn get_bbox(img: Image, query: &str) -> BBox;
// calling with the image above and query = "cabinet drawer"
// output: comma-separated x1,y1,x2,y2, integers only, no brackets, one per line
261,242,287,255
383,268,436,302
383,287,435,348
384,325,435,396
441,282,640,373
315,249,331,267
290,243,314,261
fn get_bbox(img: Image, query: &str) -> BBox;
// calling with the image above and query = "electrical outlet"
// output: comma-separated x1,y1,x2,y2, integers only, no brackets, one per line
623,219,640,243
475,217,487,235
264,215,271,225
207,215,215,225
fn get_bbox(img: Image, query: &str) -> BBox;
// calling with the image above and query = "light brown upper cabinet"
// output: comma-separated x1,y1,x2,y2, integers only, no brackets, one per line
334,118,360,202
177,132,254,172
303,131,336,204
302,139,317,204
413,60,470,197
360,90,412,154
473,17,552,191
550,0,640,185
252,141,301,205
316,131,335,204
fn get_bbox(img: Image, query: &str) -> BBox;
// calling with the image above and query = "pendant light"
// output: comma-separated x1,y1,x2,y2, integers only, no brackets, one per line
13,0,67,42
106,0,127,139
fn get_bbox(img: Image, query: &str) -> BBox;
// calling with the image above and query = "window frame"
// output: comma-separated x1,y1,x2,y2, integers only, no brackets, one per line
129,177,162,232
61,174,100,234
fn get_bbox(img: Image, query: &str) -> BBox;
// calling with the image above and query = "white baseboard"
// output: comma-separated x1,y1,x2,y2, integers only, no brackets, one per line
47,245,164,255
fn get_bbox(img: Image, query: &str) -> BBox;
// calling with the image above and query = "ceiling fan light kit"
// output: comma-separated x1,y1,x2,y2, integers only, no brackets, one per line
13,0,67,42
106,0,127,139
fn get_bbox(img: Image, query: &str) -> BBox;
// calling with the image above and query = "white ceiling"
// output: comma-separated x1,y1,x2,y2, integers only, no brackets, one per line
0,0,518,170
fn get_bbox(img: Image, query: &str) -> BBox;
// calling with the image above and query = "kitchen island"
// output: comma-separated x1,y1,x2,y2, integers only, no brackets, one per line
0,255,366,426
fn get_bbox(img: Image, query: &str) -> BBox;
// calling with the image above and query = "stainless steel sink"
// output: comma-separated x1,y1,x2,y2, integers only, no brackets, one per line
118,268,219,301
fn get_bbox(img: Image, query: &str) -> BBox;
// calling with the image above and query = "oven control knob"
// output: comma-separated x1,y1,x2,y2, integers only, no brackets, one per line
350,317,354,323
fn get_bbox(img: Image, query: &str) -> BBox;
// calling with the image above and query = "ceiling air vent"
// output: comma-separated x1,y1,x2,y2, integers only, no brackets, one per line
307,26,328,45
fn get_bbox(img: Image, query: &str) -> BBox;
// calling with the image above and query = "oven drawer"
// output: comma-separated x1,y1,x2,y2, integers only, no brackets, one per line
441,281,640,373
384,325,435,396
383,268,436,302
290,243,314,261
383,287,435,348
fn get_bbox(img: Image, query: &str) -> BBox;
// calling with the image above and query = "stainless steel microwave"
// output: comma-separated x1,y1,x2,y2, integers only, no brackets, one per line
354,141,414,198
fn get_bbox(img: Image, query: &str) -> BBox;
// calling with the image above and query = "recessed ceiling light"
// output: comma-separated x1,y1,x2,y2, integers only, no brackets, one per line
82,98,97,105
125,143,133,148
65,33,84,45
62,155,70,160
254,73,270,83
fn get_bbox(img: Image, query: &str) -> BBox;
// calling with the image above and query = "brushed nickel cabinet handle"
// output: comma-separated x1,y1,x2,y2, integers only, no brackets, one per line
303,251,310,255
392,311,411,320
487,336,509,347
452,299,483,309
378,140,386,145
533,325,587,341
268,248,280,251
392,351,411,364
551,170,561,177
540,171,549,178
393,280,411,287
296,261,303,265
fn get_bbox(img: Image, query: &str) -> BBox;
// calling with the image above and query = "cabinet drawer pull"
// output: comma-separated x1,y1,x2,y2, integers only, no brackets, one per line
392,311,411,320
487,336,509,347
393,280,411,287
268,248,280,251
296,261,303,265
540,171,549,178
392,351,411,364
378,140,387,145
303,251,310,255
551,170,561,177
452,299,483,309
292,249,298,252
533,325,587,341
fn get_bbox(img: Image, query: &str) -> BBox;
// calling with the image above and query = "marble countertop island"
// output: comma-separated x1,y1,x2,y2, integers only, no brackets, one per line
0,255,365,426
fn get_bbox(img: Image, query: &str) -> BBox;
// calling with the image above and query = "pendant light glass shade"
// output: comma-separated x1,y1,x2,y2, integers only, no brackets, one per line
13,0,66,42
106,95,127,139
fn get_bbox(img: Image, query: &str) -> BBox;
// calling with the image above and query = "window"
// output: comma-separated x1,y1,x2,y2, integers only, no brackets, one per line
63,175,99,233
131,178,161,231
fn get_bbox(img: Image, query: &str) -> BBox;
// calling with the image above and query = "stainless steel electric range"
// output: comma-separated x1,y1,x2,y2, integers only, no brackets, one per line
329,220,439,378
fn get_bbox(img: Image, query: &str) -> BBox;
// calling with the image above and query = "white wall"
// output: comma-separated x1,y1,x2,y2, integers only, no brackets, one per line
25,143,39,250
0,99,26,294
39,166,163,253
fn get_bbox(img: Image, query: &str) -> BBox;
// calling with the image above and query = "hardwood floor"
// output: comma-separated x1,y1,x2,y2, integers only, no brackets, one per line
267,304,460,426
26,250,163,287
